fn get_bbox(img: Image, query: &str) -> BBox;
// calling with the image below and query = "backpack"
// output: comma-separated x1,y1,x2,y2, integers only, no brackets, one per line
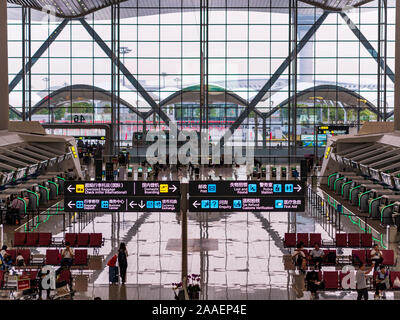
107,255,117,267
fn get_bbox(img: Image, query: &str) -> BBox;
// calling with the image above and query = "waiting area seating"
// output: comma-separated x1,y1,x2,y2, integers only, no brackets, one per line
315,270,400,290
284,233,321,248
284,232,374,248
13,232,104,248
45,249,88,266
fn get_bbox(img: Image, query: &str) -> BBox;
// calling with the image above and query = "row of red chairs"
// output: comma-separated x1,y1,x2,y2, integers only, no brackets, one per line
14,232,103,248
352,249,395,266
45,249,88,266
5,248,89,266
284,233,374,248
284,233,322,247
317,270,400,290
302,249,337,265
6,249,31,265
14,233,52,247
335,233,373,248
0,269,72,288
64,233,103,248
300,249,395,266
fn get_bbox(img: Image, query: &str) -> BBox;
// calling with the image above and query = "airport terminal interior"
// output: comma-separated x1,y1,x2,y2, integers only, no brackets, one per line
1,0,400,301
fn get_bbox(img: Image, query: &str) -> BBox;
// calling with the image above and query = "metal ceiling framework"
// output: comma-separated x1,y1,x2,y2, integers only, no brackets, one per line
7,0,376,18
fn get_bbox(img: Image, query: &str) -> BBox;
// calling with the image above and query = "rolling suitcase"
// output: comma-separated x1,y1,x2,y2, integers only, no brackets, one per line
109,266,119,284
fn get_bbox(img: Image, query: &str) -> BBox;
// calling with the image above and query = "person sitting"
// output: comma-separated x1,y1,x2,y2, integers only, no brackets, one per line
309,243,324,270
305,265,325,300
375,265,389,300
370,244,384,271
16,252,25,267
61,242,74,268
0,245,8,259
292,242,307,273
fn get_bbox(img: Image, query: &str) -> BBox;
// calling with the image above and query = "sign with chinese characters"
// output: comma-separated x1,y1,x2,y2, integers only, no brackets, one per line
189,197,305,212
65,181,180,196
65,197,180,213
317,125,349,135
64,181,180,212
189,181,305,196
189,181,305,213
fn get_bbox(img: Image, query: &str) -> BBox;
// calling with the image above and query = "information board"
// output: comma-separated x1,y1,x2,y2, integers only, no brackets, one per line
317,125,349,135
189,180,305,213
189,181,305,196
64,181,180,212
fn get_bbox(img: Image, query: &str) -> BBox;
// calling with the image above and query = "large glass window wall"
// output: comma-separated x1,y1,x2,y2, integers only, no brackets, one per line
6,0,396,160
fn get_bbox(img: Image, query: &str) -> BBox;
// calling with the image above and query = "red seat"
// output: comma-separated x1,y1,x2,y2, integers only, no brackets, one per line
73,249,88,265
323,271,339,289
297,233,309,247
390,271,400,289
309,233,321,247
360,233,372,248
77,233,89,247
46,249,61,265
284,233,296,247
89,233,102,247
0,270,4,288
6,249,16,263
38,233,52,247
348,233,361,247
25,233,39,247
58,269,72,284
17,249,31,265
336,233,347,247
323,250,336,265
352,250,367,264
65,233,77,247
14,233,26,247
381,250,395,266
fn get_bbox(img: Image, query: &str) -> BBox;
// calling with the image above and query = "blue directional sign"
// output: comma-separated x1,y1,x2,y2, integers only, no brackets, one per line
210,200,219,209
146,201,154,209
189,181,304,196
101,201,109,209
285,184,293,193
208,184,217,193
233,200,242,209
201,200,210,209
154,201,162,209
76,201,84,209
189,197,305,212
275,200,284,209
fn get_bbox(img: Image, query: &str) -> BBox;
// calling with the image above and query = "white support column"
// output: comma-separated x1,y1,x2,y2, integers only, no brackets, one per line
0,1,9,131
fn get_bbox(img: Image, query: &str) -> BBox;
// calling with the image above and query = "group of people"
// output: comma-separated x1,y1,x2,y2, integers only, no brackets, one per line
77,141,104,164
0,242,75,299
107,243,128,285
0,245,26,269
291,242,390,300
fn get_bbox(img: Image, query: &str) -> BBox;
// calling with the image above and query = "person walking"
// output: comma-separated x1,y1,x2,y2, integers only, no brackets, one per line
356,263,373,300
118,243,128,285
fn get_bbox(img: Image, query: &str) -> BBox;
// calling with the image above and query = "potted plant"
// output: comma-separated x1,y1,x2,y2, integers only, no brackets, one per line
187,274,201,300
172,274,201,300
